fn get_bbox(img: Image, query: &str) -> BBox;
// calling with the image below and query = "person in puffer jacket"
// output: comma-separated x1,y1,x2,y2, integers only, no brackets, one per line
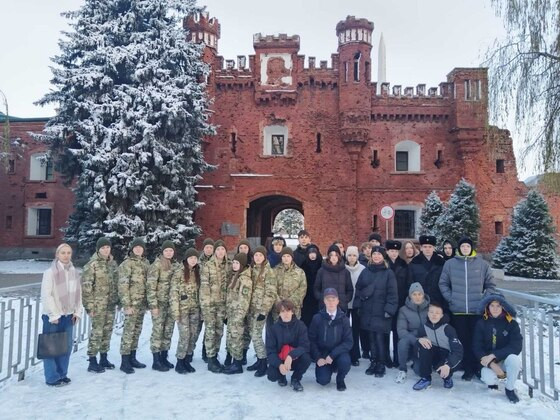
413,302,463,391
473,294,522,403
439,236,496,381
394,282,430,383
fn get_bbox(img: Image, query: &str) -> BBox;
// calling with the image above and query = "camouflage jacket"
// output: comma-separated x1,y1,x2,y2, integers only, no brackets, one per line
81,252,119,312
200,256,232,311
198,253,213,266
170,266,200,320
226,267,253,321
118,254,150,309
147,257,180,309
249,261,277,316
274,262,307,314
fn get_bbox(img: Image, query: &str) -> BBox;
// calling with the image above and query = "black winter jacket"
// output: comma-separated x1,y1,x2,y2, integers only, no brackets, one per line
308,308,353,361
314,261,354,311
294,243,321,268
354,263,398,333
472,315,522,362
407,253,446,307
388,256,409,308
266,315,310,368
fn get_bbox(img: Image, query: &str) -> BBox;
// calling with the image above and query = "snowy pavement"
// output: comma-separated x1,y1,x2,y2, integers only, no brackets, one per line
0,260,52,274
0,316,558,419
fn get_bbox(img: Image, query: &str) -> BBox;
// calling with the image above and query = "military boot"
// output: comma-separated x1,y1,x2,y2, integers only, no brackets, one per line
223,359,243,375
130,350,146,368
152,352,169,372
120,355,134,374
254,358,267,378
224,352,232,367
175,358,187,374
87,356,106,373
160,350,174,369
99,353,115,369
207,356,223,373
185,354,196,373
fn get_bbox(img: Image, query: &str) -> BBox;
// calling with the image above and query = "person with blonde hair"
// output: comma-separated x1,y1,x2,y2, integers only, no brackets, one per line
40,243,82,386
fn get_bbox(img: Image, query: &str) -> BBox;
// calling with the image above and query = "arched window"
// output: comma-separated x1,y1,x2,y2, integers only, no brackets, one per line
395,140,421,172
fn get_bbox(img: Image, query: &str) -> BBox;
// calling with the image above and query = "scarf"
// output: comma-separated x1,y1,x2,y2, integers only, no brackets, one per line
52,258,81,314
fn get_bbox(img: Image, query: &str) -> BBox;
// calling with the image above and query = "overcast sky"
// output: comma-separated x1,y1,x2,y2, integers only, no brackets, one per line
3,1,532,176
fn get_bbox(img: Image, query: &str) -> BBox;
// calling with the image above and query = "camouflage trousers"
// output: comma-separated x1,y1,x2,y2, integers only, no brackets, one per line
120,306,146,355
175,309,201,359
150,305,175,353
246,312,267,359
202,305,225,358
226,313,247,360
87,306,115,356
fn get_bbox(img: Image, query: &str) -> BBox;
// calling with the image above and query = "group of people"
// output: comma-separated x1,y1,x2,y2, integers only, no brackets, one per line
39,230,523,403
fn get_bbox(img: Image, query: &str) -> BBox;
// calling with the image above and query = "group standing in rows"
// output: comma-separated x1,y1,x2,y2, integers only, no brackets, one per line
40,229,522,402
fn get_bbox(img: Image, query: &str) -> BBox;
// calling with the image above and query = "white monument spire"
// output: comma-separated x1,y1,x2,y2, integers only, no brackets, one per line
377,32,386,94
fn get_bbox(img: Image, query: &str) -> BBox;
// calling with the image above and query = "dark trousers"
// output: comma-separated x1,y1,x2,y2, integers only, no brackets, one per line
349,309,361,362
451,314,480,374
417,342,455,380
368,331,386,363
315,352,351,385
267,353,312,382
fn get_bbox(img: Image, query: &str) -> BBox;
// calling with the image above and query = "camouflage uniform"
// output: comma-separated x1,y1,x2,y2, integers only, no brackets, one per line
272,262,307,320
82,252,119,357
118,254,150,355
170,266,200,359
245,261,277,358
225,267,253,360
197,253,213,340
199,256,232,358
147,257,178,353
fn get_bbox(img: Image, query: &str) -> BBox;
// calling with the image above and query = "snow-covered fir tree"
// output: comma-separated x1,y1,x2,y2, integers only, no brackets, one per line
419,191,444,237
273,209,304,238
436,179,480,246
493,190,559,279
35,0,214,259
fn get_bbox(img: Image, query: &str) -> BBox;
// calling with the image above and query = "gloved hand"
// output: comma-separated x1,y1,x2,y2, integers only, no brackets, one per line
256,314,266,321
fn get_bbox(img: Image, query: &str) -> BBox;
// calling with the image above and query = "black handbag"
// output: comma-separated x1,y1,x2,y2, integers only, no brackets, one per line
37,331,68,359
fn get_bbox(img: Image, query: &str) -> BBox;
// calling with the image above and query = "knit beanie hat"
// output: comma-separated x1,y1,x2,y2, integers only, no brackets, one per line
254,246,267,259
161,240,176,251
214,240,226,251
233,252,248,268
408,282,425,297
280,247,293,258
346,246,359,257
371,246,387,258
203,238,215,247
368,233,382,242
96,237,111,252
457,236,473,248
130,237,146,251
184,248,199,260
238,239,251,248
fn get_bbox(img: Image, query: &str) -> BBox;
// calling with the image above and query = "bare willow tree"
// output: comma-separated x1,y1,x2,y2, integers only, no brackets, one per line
485,0,560,183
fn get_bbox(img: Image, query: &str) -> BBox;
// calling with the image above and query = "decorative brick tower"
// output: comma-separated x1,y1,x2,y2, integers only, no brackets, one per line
336,16,374,163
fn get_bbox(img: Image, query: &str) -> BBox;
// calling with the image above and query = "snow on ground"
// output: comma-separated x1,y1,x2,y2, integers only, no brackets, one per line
0,315,558,420
504,276,560,283
0,260,52,274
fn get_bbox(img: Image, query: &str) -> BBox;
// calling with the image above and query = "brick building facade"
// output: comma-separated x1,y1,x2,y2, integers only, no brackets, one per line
1,13,557,258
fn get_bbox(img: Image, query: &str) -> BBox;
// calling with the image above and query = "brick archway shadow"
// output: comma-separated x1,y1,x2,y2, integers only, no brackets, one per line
246,195,303,246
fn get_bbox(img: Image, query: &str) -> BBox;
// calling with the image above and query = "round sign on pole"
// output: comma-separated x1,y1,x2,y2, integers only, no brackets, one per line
380,205,394,220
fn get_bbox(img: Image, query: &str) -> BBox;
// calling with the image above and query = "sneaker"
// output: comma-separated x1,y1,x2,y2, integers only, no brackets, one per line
395,370,407,384
277,375,288,387
291,378,304,392
413,377,432,391
443,377,454,389
461,371,474,381
365,362,376,376
488,385,499,391
505,389,519,404
46,379,65,387
61,377,71,384
373,362,386,378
